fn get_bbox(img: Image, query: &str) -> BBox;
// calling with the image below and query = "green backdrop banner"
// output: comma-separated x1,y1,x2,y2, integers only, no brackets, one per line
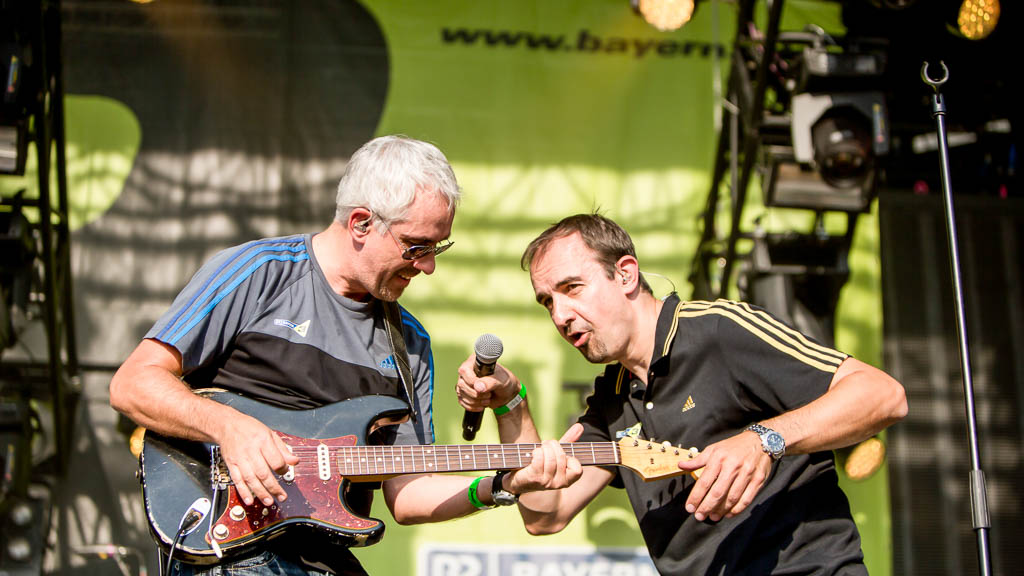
2,1,891,574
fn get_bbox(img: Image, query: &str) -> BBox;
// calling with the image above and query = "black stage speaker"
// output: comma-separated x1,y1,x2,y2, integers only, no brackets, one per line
880,190,1024,576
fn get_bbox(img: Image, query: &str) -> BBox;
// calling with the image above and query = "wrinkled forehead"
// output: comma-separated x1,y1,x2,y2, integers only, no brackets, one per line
529,236,601,290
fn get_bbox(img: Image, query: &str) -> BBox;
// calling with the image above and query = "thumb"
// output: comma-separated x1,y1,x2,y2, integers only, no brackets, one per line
560,423,584,444
274,433,300,465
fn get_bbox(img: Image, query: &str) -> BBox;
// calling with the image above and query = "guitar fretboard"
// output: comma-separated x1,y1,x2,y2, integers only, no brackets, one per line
331,442,620,476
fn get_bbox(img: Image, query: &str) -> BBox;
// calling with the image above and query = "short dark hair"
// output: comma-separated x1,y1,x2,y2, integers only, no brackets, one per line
521,212,652,294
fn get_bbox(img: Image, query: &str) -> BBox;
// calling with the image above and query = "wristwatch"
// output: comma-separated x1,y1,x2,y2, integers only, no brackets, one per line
747,423,786,460
491,470,519,506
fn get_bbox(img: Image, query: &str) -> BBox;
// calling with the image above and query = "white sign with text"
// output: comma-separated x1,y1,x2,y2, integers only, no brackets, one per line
419,544,657,576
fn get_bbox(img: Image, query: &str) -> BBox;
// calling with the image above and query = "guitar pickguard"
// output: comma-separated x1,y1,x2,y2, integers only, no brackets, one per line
206,433,379,547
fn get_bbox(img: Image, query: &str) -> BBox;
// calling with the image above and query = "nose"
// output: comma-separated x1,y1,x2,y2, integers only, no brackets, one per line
549,296,574,333
413,253,437,275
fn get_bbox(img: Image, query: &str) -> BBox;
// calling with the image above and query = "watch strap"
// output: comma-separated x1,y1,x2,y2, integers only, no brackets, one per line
491,470,519,506
746,423,785,460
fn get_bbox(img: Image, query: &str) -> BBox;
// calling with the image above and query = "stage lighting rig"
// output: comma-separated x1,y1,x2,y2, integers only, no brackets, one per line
761,32,889,213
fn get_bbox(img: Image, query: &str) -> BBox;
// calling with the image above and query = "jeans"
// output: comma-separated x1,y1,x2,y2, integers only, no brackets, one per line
169,551,333,576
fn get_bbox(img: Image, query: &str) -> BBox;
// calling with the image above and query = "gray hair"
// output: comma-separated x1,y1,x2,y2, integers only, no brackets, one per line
335,135,461,228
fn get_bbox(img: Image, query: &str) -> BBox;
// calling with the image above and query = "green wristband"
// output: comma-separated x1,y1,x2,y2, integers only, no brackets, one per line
494,382,527,416
468,475,491,510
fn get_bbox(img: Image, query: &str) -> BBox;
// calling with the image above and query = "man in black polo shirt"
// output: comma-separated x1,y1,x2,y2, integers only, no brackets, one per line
456,213,908,575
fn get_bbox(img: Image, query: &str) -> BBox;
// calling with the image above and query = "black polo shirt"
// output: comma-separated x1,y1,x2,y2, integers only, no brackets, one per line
577,294,866,575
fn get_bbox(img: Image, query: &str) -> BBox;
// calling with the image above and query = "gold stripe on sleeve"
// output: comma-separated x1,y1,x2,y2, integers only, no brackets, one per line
677,301,845,373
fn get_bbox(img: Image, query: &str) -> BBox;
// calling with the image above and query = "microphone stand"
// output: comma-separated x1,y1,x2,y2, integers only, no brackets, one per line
921,61,992,576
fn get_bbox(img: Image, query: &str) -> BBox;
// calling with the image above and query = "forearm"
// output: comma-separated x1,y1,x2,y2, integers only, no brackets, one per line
496,400,603,534
496,397,541,444
517,467,612,534
384,473,497,525
109,340,236,444
114,370,234,442
762,358,908,454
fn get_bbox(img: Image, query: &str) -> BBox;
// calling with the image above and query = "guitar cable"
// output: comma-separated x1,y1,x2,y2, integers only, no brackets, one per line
163,497,211,576
205,484,224,560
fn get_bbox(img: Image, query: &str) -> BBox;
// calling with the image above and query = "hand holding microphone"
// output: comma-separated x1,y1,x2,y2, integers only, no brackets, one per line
461,334,503,441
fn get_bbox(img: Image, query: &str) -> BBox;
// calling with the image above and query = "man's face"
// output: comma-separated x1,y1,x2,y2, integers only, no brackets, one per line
530,233,627,364
364,190,454,302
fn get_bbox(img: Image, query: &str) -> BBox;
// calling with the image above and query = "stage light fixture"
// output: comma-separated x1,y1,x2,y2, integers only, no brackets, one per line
761,43,889,213
631,0,696,32
0,122,28,176
957,0,999,40
0,201,35,351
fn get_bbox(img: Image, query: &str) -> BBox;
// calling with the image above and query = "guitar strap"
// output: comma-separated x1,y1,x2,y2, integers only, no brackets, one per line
381,300,417,422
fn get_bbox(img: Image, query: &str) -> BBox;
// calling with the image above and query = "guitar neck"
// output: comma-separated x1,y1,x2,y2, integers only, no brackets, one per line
336,442,619,477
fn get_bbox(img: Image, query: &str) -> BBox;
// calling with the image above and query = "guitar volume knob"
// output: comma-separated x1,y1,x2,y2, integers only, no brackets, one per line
230,505,246,521
213,524,229,540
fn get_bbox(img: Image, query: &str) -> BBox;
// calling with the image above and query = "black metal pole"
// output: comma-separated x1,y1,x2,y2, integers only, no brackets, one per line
921,61,992,576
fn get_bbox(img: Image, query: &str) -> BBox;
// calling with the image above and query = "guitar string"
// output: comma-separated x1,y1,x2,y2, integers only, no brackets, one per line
232,444,627,474
220,442,688,477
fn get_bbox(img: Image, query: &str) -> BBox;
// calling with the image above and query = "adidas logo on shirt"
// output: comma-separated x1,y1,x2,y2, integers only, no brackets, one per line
682,396,696,412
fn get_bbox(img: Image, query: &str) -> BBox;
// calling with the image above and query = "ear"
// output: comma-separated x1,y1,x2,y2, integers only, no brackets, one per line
348,209,373,237
615,256,641,292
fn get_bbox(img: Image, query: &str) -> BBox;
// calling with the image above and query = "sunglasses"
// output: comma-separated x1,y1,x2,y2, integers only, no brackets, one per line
384,225,454,261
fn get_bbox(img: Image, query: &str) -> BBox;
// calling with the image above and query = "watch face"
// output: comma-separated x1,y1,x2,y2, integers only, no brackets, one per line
492,491,518,506
765,432,785,455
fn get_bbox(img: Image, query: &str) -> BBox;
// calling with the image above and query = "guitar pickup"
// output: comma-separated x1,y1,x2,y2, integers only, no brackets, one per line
317,444,331,480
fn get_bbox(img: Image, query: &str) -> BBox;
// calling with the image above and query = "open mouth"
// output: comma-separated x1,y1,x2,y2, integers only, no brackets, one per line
568,330,590,348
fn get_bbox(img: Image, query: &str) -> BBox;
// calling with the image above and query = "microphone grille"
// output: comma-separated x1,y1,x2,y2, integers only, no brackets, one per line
474,333,503,363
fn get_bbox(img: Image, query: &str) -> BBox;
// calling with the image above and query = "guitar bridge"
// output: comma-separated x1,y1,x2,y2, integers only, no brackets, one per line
210,446,231,489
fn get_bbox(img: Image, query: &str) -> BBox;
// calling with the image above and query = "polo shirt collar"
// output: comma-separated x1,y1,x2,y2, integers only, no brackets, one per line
650,292,683,374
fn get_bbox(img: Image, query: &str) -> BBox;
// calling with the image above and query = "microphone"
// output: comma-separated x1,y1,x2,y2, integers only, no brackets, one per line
462,334,503,441
177,497,211,537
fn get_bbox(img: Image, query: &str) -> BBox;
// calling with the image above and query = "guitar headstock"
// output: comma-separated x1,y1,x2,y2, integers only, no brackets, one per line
617,437,701,482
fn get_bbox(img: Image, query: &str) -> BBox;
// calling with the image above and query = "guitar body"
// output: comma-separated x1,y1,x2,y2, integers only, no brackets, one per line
140,391,411,565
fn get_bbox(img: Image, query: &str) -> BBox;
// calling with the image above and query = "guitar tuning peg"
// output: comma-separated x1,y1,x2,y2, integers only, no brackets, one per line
661,440,671,452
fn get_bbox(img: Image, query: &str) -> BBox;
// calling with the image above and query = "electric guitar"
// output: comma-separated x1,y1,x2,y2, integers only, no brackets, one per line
140,391,698,565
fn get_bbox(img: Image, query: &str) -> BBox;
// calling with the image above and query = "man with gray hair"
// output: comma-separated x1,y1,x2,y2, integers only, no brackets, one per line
110,135,578,575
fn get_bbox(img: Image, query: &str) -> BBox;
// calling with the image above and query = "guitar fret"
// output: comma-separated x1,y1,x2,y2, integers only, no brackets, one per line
332,440,630,477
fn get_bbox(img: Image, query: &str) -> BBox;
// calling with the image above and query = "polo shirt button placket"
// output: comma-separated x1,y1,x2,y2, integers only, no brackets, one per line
645,371,656,411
